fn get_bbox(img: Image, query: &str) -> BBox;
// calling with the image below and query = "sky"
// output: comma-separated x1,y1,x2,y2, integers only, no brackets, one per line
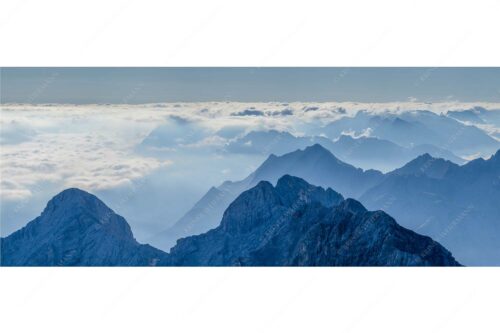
2,68,500,104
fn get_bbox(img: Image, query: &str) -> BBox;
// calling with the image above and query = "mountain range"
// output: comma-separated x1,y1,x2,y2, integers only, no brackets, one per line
321,110,499,156
447,107,500,127
166,175,459,266
154,144,500,265
360,149,500,265
327,135,465,171
0,176,460,266
148,144,384,250
224,130,465,171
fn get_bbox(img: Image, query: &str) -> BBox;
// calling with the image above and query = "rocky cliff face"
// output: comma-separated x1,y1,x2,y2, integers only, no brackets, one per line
167,175,460,266
1,177,462,266
1,188,168,266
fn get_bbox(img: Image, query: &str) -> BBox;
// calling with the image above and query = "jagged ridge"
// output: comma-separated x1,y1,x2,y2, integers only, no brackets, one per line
167,175,460,266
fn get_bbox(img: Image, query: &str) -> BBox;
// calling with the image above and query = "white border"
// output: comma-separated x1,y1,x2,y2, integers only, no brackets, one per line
1,0,499,66
1,268,499,333
1,1,500,332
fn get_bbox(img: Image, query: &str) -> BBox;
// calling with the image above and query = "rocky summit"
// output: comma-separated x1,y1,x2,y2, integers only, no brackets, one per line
167,175,460,266
1,176,461,266
0,188,168,266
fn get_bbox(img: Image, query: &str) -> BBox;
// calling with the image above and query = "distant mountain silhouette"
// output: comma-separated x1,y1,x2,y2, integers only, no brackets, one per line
250,144,383,198
160,146,500,265
223,130,465,171
225,130,315,156
447,107,500,127
1,189,168,266
323,110,499,156
166,175,460,266
360,150,500,265
447,109,485,124
329,135,464,171
389,153,460,179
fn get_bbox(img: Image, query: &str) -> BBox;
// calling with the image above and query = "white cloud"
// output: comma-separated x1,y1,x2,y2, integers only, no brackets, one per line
340,127,373,139
0,119,37,145
181,135,228,149
2,101,499,201
1,135,171,200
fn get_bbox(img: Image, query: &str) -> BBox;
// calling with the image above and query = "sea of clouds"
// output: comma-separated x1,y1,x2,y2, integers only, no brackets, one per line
2,101,499,240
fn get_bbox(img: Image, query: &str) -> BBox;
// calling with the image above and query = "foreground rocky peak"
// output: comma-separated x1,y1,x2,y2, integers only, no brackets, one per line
168,175,460,266
1,188,168,266
274,174,344,208
44,187,114,216
219,175,344,235
2,178,461,266
39,187,135,240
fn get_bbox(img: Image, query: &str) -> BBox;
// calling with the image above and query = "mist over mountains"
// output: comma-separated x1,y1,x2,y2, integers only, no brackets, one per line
151,142,499,265
360,150,500,265
149,144,384,250
321,110,499,156
1,104,499,266
224,129,465,171
447,106,500,127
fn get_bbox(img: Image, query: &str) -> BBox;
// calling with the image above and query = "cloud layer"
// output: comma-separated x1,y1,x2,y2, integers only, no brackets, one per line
2,101,500,201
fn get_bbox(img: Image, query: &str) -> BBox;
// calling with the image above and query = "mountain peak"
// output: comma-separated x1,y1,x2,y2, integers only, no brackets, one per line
392,153,458,179
43,187,113,220
1,189,169,266
52,187,95,200
220,179,281,234
392,117,411,126
255,179,275,190
418,152,433,160
458,148,500,173
410,152,435,164
250,142,382,198
275,175,344,208
304,143,331,154
275,174,310,190
168,176,460,266
491,149,500,162
337,134,356,142
220,175,345,235
300,143,343,162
